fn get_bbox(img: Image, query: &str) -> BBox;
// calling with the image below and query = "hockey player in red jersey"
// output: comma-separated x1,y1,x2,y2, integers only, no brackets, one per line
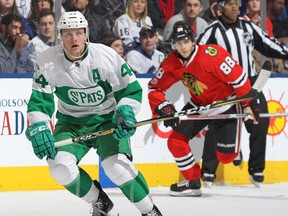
148,21,258,197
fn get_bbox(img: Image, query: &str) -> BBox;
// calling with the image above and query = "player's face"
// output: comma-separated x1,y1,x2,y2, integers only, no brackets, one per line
61,28,87,59
184,0,203,20
38,15,55,39
174,39,194,59
110,39,124,57
221,0,240,23
247,0,260,13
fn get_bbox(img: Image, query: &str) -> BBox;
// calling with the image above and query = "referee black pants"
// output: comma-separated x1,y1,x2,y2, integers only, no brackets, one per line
202,81,269,177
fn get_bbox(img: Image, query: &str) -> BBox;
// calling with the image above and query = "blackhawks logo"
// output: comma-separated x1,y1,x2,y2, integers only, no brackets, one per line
181,73,208,95
205,46,218,56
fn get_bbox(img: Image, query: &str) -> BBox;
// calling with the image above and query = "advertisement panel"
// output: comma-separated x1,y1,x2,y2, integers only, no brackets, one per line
0,78,288,166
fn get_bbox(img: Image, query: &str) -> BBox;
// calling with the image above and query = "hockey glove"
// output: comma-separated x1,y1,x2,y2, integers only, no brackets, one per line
154,100,179,128
112,105,136,140
250,98,261,122
243,104,259,133
25,122,56,160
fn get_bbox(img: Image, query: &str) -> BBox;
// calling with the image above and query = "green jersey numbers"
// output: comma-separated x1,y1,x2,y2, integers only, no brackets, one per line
35,74,49,88
121,63,133,77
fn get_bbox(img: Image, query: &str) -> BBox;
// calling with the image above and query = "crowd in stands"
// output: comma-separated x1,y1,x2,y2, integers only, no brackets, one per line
1,0,288,74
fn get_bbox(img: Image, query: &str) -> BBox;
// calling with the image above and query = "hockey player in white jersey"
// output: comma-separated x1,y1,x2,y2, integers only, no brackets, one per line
25,11,162,216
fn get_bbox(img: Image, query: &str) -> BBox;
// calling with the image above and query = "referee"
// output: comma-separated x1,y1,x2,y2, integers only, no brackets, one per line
197,0,288,187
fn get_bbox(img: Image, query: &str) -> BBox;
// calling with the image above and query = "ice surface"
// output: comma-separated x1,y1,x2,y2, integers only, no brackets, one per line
0,183,287,216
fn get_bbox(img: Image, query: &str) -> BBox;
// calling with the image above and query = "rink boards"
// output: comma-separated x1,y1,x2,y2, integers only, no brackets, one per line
0,76,287,191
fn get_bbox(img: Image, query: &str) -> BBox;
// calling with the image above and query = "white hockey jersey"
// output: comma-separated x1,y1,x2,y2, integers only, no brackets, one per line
27,43,142,125
113,14,153,47
125,47,165,74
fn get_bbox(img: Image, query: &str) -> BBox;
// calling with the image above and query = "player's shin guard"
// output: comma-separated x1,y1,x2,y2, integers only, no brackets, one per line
48,152,93,199
102,154,154,214
120,171,150,202
168,131,202,197
64,167,94,197
168,131,201,180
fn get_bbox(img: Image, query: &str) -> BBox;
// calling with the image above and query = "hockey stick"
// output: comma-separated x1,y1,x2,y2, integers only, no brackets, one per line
55,61,272,147
127,61,272,127
178,112,288,121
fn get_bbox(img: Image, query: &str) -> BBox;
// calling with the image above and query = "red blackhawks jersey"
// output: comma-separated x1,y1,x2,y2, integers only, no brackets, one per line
148,44,252,113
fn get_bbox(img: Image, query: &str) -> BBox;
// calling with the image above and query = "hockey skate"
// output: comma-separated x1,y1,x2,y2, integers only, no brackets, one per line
169,179,202,197
91,181,119,216
249,173,264,188
201,173,215,188
142,205,162,216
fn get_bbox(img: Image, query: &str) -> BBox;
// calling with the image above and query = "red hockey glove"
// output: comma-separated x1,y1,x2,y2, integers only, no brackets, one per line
154,101,180,128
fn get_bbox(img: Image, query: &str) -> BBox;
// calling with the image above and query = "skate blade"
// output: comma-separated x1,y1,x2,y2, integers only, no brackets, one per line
169,189,202,197
203,181,213,188
108,207,120,216
249,176,261,188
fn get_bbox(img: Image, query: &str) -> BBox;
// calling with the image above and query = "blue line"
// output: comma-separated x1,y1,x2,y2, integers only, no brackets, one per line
0,74,33,78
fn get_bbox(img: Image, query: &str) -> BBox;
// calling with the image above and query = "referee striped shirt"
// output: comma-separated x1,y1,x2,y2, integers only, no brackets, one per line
197,17,288,77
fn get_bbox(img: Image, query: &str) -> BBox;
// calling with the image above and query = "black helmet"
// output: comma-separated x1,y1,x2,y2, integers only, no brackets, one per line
216,0,241,8
170,21,195,43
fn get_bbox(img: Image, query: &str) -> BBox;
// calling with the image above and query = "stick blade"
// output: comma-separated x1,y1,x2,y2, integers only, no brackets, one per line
252,60,271,92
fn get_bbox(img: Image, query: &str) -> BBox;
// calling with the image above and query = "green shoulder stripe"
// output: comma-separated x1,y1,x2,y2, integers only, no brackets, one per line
114,80,142,104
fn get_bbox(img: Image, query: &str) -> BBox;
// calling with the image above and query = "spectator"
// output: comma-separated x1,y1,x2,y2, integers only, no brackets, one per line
94,0,126,31
0,0,34,39
202,0,221,24
242,0,280,73
267,0,288,39
125,25,165,74
16,0,65,18
0,13,34,73
242,0,274,37
103,34,125,57
15,0,31,18
162,0,208,42
113,0,153,53
147,0,185,37
267,0,288,73
66,0,112,43
27,0,54,37
29,9,55,64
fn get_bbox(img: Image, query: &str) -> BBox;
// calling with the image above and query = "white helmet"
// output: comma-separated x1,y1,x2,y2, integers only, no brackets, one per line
57,11,88,32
